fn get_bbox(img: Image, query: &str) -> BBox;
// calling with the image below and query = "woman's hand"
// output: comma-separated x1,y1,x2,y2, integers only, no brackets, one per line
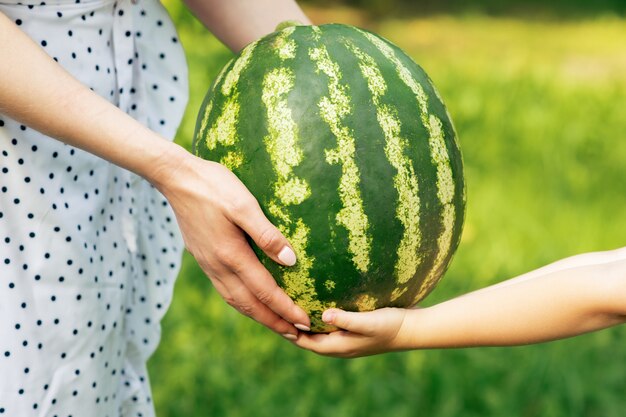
293,308,410,358
1,0,313,340
152,149,311,339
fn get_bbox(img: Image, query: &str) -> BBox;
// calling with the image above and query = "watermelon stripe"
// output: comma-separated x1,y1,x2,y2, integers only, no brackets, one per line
308,41,372,274
195,58,234,151
203,46,257,169
212,57,233,93
281,219,332,318
274,26,297,60
222,40,258,96
261,68,311,205
205,95,239,151
360,30,457,296
311,25,322,40
347,42,423,286
196,100,213,149
415,117,456,301
220,150,244,170
355,294,377,311
261,56,328,317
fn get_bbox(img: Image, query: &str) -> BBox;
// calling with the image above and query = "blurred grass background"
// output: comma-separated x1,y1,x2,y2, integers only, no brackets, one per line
149,1,626,416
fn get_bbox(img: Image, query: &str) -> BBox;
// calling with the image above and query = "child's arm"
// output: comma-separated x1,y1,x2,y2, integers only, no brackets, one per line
294,247,626,357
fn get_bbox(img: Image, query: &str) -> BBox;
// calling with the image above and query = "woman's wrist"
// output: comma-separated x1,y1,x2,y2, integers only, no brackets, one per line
137,137,193,193
1,13,191,189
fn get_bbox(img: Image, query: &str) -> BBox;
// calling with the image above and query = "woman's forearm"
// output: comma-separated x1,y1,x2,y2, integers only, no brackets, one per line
1,9,312,337
183,0,311,52
0,13,186,186
403,252,626,349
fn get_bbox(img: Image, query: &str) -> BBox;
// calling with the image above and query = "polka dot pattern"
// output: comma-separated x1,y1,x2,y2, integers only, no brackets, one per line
0,0,188,416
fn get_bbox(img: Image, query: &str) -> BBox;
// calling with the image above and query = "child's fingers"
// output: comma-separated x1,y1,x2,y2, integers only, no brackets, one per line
322,308,374,335
294,308,407,357
293,331,363,358
292,332,334,353
323,307,406,336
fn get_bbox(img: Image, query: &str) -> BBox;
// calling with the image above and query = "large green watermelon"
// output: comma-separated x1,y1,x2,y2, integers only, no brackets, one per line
193,22,466,332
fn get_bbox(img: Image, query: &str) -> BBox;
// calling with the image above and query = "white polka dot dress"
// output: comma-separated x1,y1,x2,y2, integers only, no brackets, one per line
0,0,188,416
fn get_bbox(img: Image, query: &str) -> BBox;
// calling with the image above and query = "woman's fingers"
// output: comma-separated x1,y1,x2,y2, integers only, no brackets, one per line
210,271,299,338
205,235,306,336
225,237,311,329
291,310,368,356
227,196,311,330
230,196,297,267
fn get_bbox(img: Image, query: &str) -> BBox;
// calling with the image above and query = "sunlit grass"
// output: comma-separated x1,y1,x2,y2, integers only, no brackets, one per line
150,5,626,417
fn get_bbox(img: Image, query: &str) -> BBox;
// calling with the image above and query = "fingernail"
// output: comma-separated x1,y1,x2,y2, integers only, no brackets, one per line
322,310,336,323
282,333,297,341
294,323,310,332
278,246,297,266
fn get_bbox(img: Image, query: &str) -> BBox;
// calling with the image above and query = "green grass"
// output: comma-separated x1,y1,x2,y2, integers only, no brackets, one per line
149,6,626,417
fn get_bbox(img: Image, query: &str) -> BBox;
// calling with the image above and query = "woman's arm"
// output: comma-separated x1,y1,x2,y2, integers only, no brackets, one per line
0,12,171,177
294,248,626,357
183,0,311,52
0,12,310,338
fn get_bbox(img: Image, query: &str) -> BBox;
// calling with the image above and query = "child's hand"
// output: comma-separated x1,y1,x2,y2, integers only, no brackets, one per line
293,308,410,357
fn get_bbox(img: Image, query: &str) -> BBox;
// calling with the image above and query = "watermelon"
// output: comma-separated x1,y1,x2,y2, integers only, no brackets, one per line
193,22,466,332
